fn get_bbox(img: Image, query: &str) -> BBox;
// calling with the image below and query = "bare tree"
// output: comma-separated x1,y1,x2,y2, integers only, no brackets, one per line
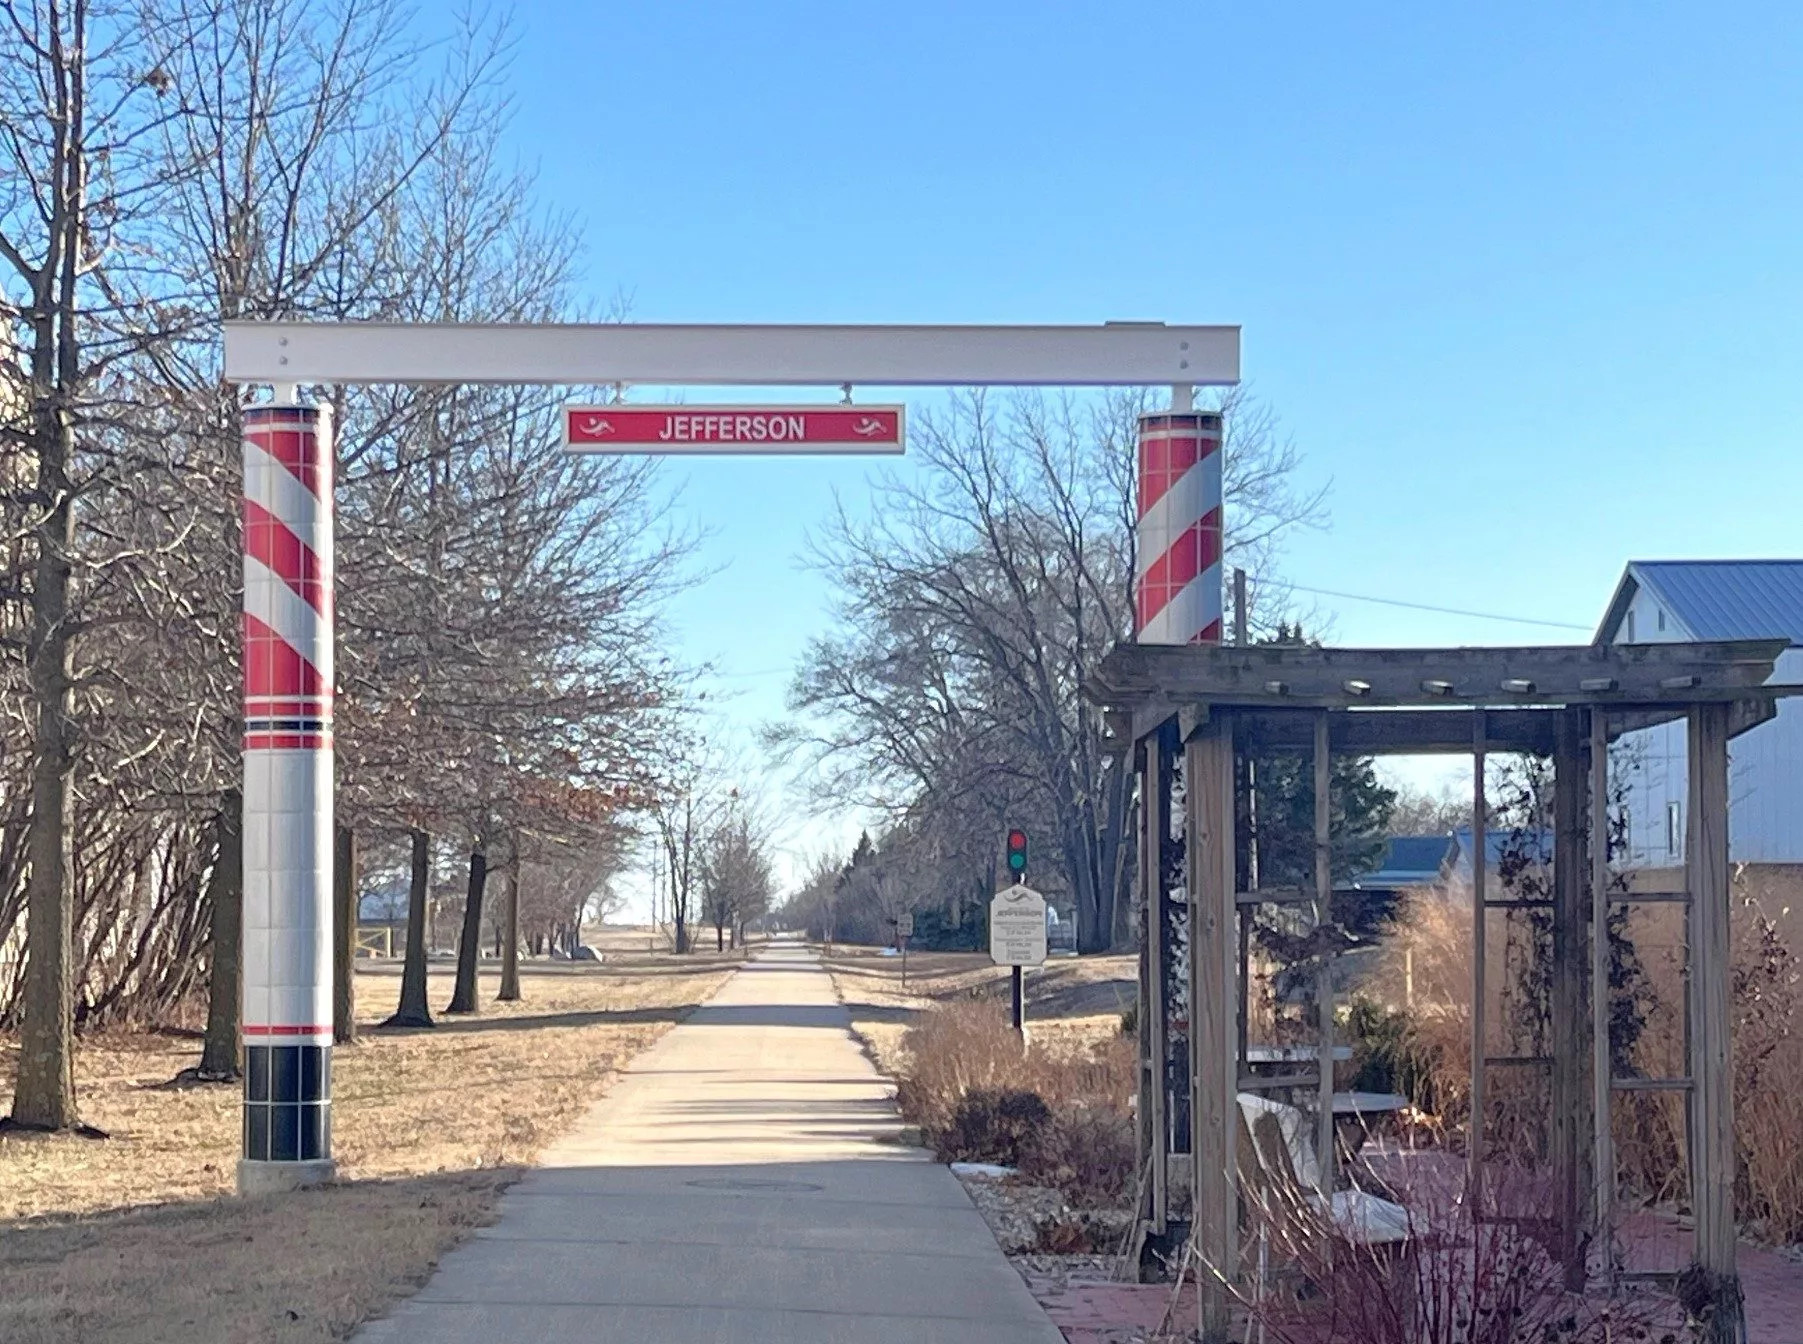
0,0,194,1130
700,805,774,952
785,389,1323,953
0,0,690,1105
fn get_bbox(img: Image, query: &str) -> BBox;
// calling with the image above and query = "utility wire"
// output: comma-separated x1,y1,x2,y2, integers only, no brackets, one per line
1283,583,1593,632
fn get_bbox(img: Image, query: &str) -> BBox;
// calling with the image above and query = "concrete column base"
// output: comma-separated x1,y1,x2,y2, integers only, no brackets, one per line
237,1157,336,1196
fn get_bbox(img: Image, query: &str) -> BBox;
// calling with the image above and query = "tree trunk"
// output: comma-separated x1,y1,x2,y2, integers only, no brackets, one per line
384,829,434,1028
197,790,244,1079
446,845,488,1013
497,865,521,1002
8,0,89,1136
333,824,358,1045
1111,792,1139,950
11,418,79,1131
1096,757,1133,951
714,919,725,952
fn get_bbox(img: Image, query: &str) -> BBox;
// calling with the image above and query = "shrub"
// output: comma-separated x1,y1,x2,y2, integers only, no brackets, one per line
936,1088,1051,1166
894,995,1138,1203
1240,1162,1672,1344
1020,1102,1138,1205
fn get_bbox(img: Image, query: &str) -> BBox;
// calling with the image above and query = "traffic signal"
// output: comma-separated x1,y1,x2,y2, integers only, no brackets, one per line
1005,828,1027,879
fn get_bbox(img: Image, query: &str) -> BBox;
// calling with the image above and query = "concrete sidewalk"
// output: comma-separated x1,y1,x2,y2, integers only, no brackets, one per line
356,945,1065,1344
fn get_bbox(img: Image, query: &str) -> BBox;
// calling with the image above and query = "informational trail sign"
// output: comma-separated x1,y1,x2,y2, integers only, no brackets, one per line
989,886,1048,967
896,913,914,938
563,404,904,454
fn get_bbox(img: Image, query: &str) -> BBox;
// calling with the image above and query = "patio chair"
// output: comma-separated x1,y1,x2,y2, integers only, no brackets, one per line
1237,1092,1412,1246
1236,1093,1413,1343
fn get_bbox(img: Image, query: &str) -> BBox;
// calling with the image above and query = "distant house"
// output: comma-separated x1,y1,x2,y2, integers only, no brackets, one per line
1351,836,1454,893
1350,828,1555,902
1596,560,1803,869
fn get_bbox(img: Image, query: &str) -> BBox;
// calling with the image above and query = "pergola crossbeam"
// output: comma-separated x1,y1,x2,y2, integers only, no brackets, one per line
1092,640,1791,712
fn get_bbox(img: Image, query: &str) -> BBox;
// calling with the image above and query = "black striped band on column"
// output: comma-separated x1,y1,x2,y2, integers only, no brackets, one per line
242,1045,331,1162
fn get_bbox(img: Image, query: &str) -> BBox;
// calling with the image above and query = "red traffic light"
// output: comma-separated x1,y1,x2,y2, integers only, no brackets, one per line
1006,828,1027,874
1007,829,1026,850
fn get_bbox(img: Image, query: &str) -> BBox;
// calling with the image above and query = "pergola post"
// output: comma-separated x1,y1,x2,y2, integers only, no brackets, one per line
1469,711,1488,1207
1311,712,1335,1199
1687,702,1743,1341
1187,717,1238,1342
1551,708,1593,1288
1589,709,1615,1291
1137,730,1173,1237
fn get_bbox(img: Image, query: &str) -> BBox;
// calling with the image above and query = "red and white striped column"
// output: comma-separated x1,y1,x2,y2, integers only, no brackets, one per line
1134,408,1224,645
239,401,335,1192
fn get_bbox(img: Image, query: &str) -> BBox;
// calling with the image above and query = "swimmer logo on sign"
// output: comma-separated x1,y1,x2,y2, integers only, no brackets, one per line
563,404,904,455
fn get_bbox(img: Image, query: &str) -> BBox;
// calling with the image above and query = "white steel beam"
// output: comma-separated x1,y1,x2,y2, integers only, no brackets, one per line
222,321,1240,387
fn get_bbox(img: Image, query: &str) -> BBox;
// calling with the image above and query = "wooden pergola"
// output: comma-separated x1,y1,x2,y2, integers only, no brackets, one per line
1089,638,1795,1344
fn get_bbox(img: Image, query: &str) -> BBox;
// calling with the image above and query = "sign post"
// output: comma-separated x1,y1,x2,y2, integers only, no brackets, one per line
896,912,913,987
989,884,1047,1034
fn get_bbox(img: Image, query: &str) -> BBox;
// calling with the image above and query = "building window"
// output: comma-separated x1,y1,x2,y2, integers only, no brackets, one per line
1626,611,1637,641
1657,608,1666,632
1667,800,1683,858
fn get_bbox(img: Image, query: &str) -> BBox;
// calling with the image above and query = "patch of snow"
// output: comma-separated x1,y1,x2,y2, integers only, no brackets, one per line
950,1161,1018,1180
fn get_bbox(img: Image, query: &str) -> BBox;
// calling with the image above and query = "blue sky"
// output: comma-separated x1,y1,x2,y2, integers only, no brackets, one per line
462,3,1803,896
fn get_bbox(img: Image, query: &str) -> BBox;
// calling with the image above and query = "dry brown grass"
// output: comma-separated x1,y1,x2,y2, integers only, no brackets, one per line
1359,884,1803,1246
0,945,735,1343
892,997,1138,1206
892,996,1136,1134
824,946,1135,1081
824,949,1140,1209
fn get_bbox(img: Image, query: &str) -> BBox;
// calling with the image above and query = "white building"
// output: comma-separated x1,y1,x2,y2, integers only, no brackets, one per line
1596,560,1803,868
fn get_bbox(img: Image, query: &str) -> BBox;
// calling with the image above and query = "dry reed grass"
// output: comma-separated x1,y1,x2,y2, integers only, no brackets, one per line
1360,882,1803,1247
825,947,1135,1080
0,950,734,1342
890,996,1138,1204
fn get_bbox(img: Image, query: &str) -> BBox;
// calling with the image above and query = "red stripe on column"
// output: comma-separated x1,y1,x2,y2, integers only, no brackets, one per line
245,411,327,498
243,612,327,699
243,698,332,717
243,500,328,613
244,734,332,750
1138,435,1202,515
242,1024,334,1037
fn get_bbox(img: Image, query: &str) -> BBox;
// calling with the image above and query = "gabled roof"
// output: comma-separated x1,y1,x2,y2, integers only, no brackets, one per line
1449,826,1554,879
1597,560,1803,645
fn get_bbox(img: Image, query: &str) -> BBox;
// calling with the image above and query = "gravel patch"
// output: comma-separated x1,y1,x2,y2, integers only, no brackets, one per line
954,1168,1135,1261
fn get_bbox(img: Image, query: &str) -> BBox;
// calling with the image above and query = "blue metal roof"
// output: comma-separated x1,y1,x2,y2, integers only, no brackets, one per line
1449,826,1554,878
1352,835,1455,888
1607,560,1803,644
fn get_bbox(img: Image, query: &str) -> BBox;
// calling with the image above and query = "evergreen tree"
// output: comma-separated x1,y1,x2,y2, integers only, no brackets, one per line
1248,624,1397,904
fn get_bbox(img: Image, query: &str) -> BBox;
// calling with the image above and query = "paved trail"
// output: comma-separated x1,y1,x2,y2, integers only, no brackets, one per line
357,945,1064,1344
